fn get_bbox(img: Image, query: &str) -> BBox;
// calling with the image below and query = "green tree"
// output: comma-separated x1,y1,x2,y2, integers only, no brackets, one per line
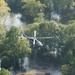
52,0,75,23
62,64,70,75
61,21,75,75
21,0,45,23
0,24,6,46
0,24,6,55
62,22,75,64
39,0,75,23
39,0,53,20
34,13,45,22
0,0,10,17
0,68,12,75
0,0,10,24
3,26,31,70
62,62,75,75
1,56,11,69
22,0,45,17
0,0,9,49
6,0,22,13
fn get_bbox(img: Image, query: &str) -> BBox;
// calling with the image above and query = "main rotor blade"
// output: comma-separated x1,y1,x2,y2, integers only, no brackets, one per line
34,30,36,38
37,37,51,39
33,39,36,45
33,30,36,45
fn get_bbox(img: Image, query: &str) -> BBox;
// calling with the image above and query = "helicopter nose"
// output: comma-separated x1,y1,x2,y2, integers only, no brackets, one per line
36,40,43,47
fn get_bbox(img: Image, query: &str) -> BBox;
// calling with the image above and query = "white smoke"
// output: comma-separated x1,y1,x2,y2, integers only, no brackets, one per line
5,13,26,30
23,57,30,71
51,69,62,75
51,11,61,22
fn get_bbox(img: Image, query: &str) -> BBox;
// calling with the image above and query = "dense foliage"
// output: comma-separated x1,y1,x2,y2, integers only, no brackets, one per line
24,20,75,74
0,0,75,74
0,0,10,17
6,0,75,23
1,26,31,70
0,68,12,75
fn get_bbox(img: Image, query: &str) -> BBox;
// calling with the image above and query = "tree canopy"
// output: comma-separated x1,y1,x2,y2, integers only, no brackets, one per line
0,68,12,75
1,0,75,74
1,26,31,70
0,0,10,17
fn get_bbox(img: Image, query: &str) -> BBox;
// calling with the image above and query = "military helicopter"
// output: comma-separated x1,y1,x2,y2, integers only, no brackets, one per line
22,30,51,47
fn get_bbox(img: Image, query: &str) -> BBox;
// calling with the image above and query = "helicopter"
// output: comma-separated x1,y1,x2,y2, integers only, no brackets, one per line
21,30,51,47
